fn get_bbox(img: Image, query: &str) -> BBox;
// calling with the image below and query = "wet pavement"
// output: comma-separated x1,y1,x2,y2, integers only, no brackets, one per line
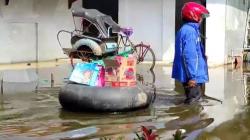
0,62,249,140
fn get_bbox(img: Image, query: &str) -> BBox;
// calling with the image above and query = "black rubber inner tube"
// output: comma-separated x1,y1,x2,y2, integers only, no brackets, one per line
59,83,152,112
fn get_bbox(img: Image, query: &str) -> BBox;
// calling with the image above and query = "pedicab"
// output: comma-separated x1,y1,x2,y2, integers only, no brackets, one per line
57,8,156,112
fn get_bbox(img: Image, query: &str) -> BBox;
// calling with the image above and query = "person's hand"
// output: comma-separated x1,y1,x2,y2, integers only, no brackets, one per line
188,80,196,87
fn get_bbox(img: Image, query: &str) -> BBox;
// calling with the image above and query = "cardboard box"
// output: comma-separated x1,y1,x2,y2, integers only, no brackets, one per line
119,66,136,81
105,81,136,88
104,67,118,81
103,58,120,68
104,56,137,87
115,56,136,82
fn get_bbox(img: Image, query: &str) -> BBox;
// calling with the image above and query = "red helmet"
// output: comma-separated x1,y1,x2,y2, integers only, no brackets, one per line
181,2,209,23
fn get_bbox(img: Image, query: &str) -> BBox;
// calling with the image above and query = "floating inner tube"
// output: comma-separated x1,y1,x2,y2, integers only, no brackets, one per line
59,83,153,112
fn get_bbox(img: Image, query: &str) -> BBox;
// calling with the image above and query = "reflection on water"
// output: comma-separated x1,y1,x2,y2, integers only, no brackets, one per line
1,69,38,94
0,63,250,139
198,109,250,140
196,63,250,140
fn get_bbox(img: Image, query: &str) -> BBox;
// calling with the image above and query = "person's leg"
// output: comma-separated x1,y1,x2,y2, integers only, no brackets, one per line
201,83,205,96
183,83,190,102
183,83,202,104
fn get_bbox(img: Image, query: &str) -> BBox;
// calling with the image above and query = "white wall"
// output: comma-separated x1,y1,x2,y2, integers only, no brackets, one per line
162,0,176,63
0,0,82,63
206,0,227,66
225,0,248,63
0,0,247,65
206,0,248,66
119,0,175,62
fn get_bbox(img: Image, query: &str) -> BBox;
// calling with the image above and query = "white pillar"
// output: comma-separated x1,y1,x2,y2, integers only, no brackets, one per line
205,1,227,112
162,0,175,63
119,0,176,61
206,0,227,66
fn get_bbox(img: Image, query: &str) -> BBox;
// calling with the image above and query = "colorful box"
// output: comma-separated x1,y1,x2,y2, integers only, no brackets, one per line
104,56,137,87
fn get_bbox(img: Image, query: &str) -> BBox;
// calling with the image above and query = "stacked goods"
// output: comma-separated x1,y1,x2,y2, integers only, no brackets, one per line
69,53,136,87
104,55,136,87
69,63,105,87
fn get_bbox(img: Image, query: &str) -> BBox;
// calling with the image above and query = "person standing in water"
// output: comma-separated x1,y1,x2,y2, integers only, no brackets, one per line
172,2,210,104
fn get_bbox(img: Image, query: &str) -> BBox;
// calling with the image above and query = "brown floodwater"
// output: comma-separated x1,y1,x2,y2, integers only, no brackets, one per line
0,62,249,140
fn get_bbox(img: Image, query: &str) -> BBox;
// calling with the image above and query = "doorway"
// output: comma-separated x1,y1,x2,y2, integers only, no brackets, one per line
82,0,119,23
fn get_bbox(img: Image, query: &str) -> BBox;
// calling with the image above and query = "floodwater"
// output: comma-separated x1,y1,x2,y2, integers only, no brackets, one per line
0,61,250,140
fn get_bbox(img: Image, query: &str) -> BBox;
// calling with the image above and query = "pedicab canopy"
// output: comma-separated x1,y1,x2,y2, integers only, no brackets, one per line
68,0,78,9
5,0,75,7
71,7,121,38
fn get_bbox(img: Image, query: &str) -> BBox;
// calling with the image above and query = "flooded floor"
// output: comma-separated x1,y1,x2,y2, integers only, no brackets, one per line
0,62,250,140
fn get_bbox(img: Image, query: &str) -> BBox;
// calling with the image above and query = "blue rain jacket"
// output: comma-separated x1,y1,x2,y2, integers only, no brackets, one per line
172,22,209,83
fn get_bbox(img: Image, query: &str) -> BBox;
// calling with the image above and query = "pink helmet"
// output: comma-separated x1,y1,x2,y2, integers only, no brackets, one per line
181,2,209,23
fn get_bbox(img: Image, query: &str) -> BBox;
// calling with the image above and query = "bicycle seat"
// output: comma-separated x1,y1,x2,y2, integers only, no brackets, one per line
121,27,133,37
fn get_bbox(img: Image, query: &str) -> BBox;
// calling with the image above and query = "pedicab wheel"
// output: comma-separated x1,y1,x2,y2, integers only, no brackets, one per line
70,35,81,45
68,46,96,68
133,44,156,70
76,45,97,62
